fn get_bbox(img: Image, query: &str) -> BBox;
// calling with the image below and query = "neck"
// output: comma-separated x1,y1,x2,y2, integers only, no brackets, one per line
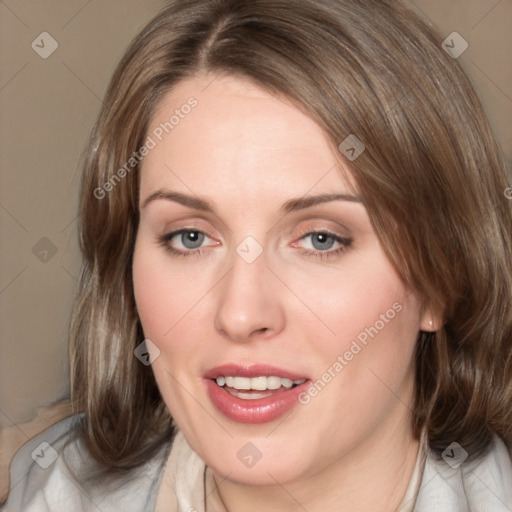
210,414,420,512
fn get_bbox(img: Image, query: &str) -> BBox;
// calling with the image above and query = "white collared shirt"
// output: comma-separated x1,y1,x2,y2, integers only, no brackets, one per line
3,415,512,511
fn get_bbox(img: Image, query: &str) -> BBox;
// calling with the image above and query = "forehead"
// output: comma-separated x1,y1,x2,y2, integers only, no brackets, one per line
140,74,356,204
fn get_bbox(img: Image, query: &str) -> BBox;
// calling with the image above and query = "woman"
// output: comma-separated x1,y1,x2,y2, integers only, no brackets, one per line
5,0,512,510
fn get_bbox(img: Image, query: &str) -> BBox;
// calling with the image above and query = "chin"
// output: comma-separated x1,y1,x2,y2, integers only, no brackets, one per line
197,435,315,486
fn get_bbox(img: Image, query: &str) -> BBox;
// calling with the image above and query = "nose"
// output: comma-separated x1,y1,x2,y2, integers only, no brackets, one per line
214,246,286,343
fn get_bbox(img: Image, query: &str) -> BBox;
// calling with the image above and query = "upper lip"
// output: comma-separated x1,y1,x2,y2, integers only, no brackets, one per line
204,364,310,381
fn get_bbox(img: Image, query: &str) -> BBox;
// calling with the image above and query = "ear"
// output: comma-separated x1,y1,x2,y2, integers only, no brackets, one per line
419,305,443,332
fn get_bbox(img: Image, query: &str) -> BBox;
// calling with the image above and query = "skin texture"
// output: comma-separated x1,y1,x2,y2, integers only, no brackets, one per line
133,74,438,512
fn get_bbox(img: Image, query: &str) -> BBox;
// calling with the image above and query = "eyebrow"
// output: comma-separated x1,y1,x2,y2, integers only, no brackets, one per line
141,190,361,213
280,193,361,213
142,190,215,211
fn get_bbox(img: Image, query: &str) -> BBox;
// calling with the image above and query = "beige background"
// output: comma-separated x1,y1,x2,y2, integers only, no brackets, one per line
0,0,511,488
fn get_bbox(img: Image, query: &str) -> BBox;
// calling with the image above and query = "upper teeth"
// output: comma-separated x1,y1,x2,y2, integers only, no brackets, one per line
215,376,305,390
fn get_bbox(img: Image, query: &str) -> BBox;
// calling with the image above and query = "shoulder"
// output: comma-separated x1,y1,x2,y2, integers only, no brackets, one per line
415,434,512,511
2,414,171,512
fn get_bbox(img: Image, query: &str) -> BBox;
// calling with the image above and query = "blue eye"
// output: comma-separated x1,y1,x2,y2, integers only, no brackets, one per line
308,232,336,250
158,228,352,261
158,229,213,257
178,230,205,249
297,231,352,260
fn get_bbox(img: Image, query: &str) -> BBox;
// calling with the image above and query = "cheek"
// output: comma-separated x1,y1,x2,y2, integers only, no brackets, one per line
133,264,170,339
283,244,416,354
132,237,209,340
291,262,420,453
132,240,207,415
132,235,218,419
285,243,421,416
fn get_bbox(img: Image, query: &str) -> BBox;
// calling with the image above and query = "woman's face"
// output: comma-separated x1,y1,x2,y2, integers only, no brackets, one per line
133,74,430,484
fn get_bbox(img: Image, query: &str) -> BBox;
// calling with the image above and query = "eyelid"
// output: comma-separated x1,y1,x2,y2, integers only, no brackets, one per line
158,221,353,260
159,215,220,239
290,229,351,248
293,219,351,240
163,227,219,245
291,231,352,262
288,213,352,233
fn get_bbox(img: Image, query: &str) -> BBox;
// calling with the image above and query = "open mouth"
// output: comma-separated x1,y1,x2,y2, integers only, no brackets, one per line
213,375,306,400
204,364,311,423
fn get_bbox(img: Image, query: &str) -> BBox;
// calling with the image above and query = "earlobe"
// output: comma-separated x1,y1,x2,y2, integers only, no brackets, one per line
420,308,443,332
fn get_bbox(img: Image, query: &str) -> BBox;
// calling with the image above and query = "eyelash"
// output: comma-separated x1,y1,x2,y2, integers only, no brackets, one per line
294,230,352,261
157,229,211,259
157,229,352,261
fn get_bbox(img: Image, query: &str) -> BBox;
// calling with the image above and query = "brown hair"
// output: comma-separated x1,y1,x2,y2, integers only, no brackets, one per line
70,0,512,470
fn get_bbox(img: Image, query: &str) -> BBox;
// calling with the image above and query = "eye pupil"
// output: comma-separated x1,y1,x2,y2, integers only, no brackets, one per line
181,231,204,249
311,233,335,250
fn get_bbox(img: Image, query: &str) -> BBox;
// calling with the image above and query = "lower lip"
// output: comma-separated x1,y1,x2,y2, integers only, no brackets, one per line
205,379,309,424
